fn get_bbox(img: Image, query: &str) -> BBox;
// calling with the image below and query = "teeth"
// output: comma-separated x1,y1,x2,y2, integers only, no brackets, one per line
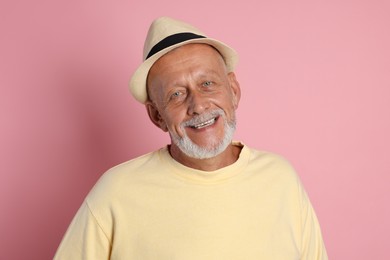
193,118,215,129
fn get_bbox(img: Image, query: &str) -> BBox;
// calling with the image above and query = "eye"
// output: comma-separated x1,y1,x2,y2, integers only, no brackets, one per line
171,91,181,98
202,81,213,87
169,90,185,101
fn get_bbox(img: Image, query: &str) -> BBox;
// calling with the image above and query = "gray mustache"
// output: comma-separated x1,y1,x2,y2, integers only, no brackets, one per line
182,109,224,127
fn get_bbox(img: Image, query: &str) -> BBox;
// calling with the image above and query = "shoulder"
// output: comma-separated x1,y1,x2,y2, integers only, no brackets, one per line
103,146,168,180
246,145,295,171
243,145,308,205
244,145,301,186
85,148,165,204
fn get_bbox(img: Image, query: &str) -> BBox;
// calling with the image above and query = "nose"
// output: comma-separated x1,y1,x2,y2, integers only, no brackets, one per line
187,91,210,115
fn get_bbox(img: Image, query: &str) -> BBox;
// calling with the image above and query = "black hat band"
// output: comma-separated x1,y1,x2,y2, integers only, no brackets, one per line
146,32,206,59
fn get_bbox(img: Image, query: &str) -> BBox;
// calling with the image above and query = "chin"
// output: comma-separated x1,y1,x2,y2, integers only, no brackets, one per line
171,126,235,160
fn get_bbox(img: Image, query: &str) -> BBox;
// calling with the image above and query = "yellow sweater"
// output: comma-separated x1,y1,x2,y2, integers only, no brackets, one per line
55,142,327,259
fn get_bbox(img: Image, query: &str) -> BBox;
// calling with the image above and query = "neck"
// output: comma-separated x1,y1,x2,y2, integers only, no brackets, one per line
169,143,242,171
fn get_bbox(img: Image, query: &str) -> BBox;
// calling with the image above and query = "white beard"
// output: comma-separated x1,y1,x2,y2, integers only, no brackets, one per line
169,108,236,159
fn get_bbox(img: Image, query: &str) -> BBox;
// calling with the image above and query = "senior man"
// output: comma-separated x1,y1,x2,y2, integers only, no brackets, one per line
55,17,328,259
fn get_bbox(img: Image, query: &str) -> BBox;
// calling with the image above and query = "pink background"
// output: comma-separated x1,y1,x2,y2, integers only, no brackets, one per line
1,0,389,259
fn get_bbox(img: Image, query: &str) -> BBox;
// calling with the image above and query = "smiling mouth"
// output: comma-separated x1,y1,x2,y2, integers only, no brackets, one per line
190,117,217,129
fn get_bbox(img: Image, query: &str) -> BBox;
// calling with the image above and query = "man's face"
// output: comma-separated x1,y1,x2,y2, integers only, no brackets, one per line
146,44,241,159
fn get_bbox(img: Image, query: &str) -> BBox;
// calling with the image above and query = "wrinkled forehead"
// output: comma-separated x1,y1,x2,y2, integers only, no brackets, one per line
147,43,226,79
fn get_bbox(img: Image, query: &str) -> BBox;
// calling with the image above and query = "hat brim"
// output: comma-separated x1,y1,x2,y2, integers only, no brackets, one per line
129,38,238,104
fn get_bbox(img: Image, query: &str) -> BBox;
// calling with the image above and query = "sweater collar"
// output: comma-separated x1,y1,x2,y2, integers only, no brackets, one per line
159,141,251,184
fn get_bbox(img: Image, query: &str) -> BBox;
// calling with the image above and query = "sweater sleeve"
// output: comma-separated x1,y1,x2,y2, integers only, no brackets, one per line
300,188,328,260
54,201,112,260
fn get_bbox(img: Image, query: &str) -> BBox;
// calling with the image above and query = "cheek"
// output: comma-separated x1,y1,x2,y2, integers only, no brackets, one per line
226,91,239,110
163,112,186,137
214,92,236,110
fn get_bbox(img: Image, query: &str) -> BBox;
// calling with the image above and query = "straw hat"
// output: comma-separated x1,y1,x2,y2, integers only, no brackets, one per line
129,16,238,103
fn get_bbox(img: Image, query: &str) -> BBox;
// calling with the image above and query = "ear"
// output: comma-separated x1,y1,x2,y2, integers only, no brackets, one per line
145,101,168,132
227,72,241,109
